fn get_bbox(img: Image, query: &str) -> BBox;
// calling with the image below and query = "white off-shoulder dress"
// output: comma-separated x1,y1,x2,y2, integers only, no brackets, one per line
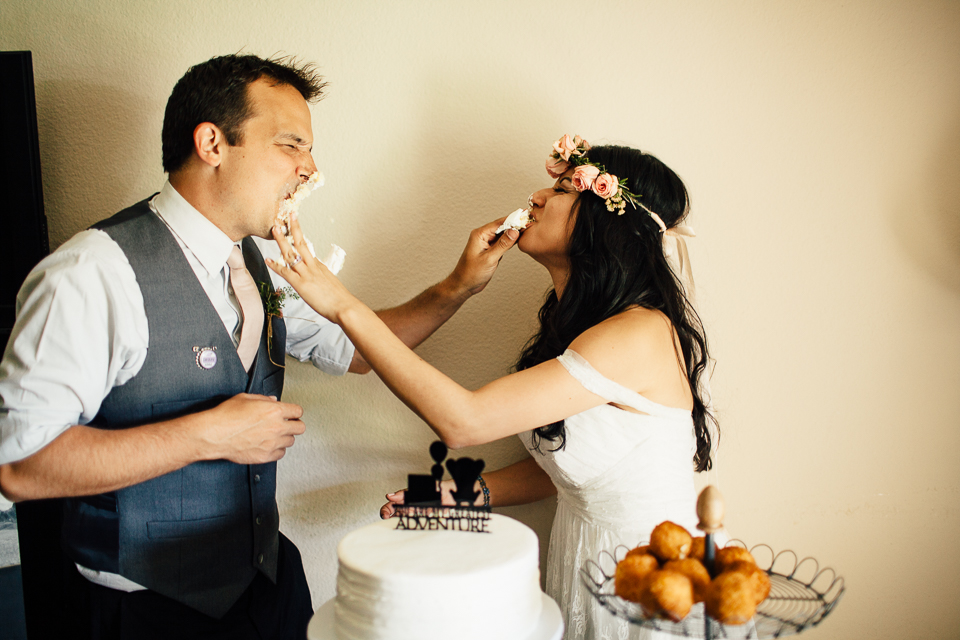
524,349,702,640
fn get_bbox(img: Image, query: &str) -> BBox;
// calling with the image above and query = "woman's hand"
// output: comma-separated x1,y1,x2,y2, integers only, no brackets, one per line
379,479,461,519
380,489,406,519
266,214,359,324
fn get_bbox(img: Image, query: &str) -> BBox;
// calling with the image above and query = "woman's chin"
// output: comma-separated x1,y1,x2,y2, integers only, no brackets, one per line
516,232,534,255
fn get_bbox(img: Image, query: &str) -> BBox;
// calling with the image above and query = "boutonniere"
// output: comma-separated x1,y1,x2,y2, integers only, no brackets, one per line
258,282,300,319
258,283,300,367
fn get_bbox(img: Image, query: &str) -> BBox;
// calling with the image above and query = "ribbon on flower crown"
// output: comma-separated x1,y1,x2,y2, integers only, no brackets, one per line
663,223,697,306
644,208,697,305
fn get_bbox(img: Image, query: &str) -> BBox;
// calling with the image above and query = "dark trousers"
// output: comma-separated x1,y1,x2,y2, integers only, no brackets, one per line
64,533,312,640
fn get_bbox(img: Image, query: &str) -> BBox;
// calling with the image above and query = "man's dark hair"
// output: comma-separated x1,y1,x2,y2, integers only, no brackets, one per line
161,54,326,173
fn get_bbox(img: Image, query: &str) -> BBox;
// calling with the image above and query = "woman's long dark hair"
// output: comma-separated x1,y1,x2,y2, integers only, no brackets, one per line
517,145,716,472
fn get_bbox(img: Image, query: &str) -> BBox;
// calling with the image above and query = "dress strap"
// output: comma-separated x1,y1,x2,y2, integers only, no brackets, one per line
556,349,690,419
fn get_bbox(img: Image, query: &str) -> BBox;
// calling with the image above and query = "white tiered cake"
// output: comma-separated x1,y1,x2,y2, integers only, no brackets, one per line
309,513,562,640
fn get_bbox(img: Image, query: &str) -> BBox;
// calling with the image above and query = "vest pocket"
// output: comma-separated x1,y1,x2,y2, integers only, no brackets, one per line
146,515,228,539
262,370,282,399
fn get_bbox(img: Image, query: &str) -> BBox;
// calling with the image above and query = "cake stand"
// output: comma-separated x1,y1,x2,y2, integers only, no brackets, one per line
307,591,564,640
580,487,845,639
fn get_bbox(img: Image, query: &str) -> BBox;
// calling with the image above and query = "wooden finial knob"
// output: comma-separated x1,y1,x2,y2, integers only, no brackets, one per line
696,485,725,533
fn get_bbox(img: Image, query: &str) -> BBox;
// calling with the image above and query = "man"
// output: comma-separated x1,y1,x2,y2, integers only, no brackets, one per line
0,54,518,639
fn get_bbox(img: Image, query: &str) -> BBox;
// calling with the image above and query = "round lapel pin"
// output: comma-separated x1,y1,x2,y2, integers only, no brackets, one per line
194,346,218,370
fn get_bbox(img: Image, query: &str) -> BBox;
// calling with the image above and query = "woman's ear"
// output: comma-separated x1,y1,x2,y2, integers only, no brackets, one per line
193,122,224,168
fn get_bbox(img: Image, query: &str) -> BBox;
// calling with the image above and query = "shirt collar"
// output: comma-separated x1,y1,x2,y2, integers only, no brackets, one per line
152,181,237,277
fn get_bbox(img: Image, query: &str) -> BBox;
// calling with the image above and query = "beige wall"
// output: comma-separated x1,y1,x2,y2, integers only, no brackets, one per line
3,1,959,637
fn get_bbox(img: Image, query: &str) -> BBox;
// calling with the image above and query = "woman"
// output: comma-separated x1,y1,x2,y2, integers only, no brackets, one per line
268,136,716,639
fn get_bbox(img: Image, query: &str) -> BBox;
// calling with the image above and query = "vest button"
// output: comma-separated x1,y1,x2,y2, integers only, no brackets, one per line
256,515,263,525
258,553,264,564
254,474,261,483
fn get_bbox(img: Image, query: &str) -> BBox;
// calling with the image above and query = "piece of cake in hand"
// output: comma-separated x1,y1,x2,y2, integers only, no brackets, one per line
277,171,324,265
320,244,346,275
495,207,533,234
278,171,324,234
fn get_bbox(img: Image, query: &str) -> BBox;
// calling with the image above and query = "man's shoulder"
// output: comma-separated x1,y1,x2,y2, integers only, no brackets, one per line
15,228,144,338
19,229,135,306
91,195,159,232
50,193,160,265
49,228,130,268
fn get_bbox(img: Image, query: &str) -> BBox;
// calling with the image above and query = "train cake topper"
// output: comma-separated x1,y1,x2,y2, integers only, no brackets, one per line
395,441,492,533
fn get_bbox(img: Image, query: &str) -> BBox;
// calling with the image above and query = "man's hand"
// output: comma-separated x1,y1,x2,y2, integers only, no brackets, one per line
197,394,306,464
0,393,307,502
448,219,521,297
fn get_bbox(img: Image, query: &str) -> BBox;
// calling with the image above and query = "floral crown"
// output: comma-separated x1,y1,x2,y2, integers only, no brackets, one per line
545,134,667,232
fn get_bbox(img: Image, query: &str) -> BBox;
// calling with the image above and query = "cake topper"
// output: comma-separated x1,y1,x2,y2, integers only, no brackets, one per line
395,441,491,533
403,441,448,506
445,456,485,507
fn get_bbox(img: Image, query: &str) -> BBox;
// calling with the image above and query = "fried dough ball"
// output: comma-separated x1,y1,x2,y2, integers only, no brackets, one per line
638,570,694,622
649,521,693,563
625,544,652,559
615,553,660,603
705,571,757,625
690,536,718,562
663,558,711,603
714,546,756,573
727,560,771,605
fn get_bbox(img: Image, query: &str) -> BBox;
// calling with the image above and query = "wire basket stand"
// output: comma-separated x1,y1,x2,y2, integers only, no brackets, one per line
579,487,845,638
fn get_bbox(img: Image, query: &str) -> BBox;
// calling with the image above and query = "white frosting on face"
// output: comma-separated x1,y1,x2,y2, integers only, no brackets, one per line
333,514,543,640
496,207,534,234
278,170,325,223
275,171,345,271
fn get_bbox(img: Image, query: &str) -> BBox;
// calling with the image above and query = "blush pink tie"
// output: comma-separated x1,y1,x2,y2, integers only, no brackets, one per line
227,245,265,372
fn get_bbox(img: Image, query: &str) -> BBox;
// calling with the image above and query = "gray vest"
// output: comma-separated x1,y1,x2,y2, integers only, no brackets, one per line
61,198,287,619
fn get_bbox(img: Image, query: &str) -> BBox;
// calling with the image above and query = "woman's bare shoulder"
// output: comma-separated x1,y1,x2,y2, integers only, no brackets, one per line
572,307,674,352
567,307,679,388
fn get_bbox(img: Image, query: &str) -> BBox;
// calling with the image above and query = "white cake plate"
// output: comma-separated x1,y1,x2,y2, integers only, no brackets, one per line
307,592,564,640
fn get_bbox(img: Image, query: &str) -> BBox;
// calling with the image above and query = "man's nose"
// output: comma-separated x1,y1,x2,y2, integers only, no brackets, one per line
299,153,317,180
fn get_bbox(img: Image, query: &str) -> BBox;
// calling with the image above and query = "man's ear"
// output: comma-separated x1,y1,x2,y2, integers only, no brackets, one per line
193,122,225,168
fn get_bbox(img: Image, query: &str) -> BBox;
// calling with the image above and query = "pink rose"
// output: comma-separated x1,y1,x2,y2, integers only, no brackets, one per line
573,135,591,153
546,156,570,178
552,134,578,161
592,173,619,199
572,165,600,192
